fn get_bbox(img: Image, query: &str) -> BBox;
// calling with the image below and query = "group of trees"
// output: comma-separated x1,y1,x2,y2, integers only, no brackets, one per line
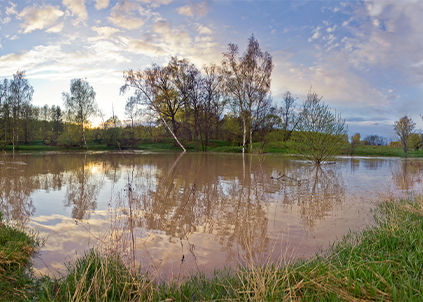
0,71,65,150
0,36,351,163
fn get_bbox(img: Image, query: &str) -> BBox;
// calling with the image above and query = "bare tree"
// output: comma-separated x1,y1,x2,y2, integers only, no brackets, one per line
394,115,415,158
201,64,224,151
125,96,140,149
62,78,98,150
9,71,34,151
120,68,186,152
280,91,299,141
222,35,273,154
295,88,347,163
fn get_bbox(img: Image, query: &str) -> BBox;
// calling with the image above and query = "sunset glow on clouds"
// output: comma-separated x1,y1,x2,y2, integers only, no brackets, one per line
1,0,423,139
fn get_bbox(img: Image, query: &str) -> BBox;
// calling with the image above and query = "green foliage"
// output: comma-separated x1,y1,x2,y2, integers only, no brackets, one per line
222,114,242,144
409,133,422,151
57,124,82,148
294,89,347,163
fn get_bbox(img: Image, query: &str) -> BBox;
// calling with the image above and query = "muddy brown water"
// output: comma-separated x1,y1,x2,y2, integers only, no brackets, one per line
0,152,421,278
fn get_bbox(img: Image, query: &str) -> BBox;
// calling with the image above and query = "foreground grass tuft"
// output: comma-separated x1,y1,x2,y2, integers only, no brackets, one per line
0,212,42,301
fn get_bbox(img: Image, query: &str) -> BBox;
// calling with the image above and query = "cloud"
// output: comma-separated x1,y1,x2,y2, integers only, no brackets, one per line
91,26,121,38
62,0,88,20
9,35,19,40
46,22,64,33
108,0,144,29
197,25,212,34
6,2,18,15
126,39,166,56
2,17,11,24
17,6,64,34
342,0,423,81
0,39,129,80
95,0,110,10
308,26,321,42
176,1,210,17
148,0,173,8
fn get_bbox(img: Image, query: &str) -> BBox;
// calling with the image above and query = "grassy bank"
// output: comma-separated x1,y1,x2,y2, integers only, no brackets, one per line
3,195,423,301
4,139,423,158
0,212,43,301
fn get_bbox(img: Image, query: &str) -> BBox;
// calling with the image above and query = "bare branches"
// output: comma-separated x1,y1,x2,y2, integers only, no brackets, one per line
394,115,416,158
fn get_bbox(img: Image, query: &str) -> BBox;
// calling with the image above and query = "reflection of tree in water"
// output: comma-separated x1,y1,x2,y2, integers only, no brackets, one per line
0,163,35,223
362,159,384,171
392,160,423,193
273,163,346,230
117,154,270,262
63,157,104,220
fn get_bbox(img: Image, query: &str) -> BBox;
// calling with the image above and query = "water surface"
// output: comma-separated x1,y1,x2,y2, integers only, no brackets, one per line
0,152,421,278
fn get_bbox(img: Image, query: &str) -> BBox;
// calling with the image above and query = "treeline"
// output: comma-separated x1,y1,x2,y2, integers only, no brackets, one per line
0,36,349,160
0,72,63,148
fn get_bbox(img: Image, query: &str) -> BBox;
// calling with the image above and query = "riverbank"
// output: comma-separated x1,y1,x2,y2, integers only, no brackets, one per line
3,139,423,158
2,196,423,301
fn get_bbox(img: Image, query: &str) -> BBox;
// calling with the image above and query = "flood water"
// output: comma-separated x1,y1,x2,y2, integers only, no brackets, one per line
0,152,422,278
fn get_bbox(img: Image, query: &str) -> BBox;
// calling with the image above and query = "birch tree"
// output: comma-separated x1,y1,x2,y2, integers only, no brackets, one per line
9,71,34,151
62,79,97,150
222,35,273,154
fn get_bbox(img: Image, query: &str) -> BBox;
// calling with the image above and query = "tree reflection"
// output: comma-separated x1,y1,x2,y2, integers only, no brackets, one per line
63,156,103,220
272,163,346,230
0,157,36,223
114,153,270,263
392,160,423,193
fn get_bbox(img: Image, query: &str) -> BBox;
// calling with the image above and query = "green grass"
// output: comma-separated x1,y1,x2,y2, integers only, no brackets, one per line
4,139,423,158
0,212,43,301
5,195,423,301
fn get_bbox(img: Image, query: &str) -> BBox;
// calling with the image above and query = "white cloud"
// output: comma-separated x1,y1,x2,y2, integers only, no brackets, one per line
308,26,321,42
197,25,212,35
2,17,11,24
95,0,110,10
62,0,88,20
10,35,19,40
108,0,144,29
6,2,18,15
148,0,173,8
343,0,423,80
46,22,64,33
326,25,338,33
17,6,64,34
126,39,166,56
176,1,210,17
91,26,121,38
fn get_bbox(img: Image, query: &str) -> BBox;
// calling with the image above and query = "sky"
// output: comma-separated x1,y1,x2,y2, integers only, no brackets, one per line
1,0,423,141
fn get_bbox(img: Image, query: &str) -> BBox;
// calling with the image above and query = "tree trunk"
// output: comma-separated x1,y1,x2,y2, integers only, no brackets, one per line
161,116,186,152
249,124,253,153
242,117,246,154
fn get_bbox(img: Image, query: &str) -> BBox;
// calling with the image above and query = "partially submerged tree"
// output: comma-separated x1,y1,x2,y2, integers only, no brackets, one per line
222,35,273,154
120,67,186,152
295,88,347,163
394,115,415,158
62,79,97,149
